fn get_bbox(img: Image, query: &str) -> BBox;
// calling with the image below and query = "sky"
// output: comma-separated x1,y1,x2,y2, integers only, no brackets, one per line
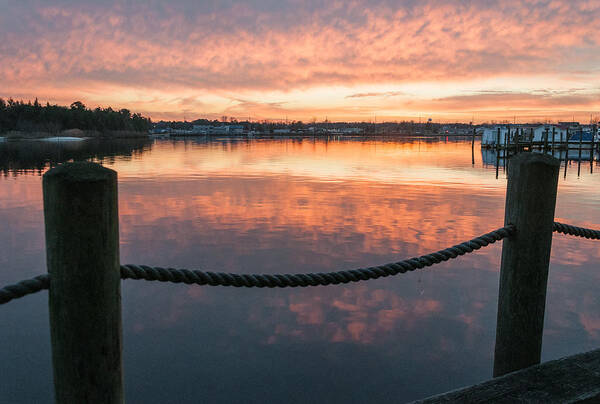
1,0,599,123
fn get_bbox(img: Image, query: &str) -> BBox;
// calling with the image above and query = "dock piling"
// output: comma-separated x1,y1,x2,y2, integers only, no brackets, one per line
529,128,534,150
472,127,475,165
43,162,123,403
592,124,597,174
496,128,501,151
493,153,559,377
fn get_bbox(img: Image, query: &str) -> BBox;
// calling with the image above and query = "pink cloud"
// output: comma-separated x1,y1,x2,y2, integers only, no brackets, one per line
1,1,599,120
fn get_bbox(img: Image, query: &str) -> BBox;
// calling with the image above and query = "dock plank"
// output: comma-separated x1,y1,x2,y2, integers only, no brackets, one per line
412,349,600,403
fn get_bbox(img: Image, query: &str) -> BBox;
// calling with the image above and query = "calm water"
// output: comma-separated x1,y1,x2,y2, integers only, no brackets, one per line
1,137,600,403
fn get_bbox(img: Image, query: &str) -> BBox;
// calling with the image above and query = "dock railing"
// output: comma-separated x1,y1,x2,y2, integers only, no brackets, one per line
2,153,600,403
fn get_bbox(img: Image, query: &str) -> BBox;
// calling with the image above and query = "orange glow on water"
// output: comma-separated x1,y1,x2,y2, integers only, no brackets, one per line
2,138,600,401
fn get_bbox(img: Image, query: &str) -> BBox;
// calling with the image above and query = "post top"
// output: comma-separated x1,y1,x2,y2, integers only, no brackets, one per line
44,162,116,182
509,152,560,168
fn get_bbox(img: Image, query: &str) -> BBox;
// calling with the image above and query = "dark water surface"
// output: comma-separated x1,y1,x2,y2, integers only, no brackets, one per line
1,137,599,403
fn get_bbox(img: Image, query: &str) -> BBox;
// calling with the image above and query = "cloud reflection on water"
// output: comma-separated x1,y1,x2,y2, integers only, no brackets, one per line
1,138,600,402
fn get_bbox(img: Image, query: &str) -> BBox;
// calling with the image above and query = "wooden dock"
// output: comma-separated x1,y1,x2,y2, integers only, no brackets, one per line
412,348,600,403
479,124,598,163
482,141,597,150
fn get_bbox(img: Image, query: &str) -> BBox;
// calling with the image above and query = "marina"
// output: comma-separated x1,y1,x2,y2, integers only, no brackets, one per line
480,124,599,156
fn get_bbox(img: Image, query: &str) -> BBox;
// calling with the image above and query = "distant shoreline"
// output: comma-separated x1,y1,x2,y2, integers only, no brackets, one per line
161,132,480,139
0,131,482,142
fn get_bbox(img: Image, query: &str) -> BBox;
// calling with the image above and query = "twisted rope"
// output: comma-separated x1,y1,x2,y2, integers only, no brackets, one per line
120,225,515,288
0,274,49,305
5,221,600,305
553,222,600,240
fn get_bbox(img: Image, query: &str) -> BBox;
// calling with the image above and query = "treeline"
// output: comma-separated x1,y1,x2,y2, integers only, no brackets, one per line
153,118,307,132
0,99,152,134
153,117,462,134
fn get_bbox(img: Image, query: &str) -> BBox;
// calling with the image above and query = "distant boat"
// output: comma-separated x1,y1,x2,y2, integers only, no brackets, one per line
568,131,594,142
41,137,85,142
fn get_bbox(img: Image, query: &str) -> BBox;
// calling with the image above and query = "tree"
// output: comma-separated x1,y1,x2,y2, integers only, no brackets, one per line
70,101,86,110
0,98,152,134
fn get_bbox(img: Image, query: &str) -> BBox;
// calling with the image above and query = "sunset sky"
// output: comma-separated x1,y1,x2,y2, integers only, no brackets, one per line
1,0,599,123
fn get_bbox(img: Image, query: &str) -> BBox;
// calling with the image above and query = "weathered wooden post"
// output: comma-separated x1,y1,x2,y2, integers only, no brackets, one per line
43,162,123,403
564,128,569,179
496,127,501,151
529,128,534,151
493,153,559,377
557,130,564,167
590,124,596,164
495,151,500,179
472,127,476,165
578,129,583,176
544,128,549,153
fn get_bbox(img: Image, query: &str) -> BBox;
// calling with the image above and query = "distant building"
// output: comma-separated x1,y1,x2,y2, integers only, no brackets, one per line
228,125,244,134
532,125,566,142
192,125,211,134
481,126,514,146
340,128,363,134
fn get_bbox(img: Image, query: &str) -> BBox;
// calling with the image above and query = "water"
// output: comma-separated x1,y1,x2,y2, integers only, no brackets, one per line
1,137,600,403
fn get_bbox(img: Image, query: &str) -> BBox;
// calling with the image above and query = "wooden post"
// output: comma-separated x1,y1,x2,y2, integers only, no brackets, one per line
496,127,501,151
529,128,534,150
43,162,123,403
564,128,569,179
564,127,569,179
472,127,476,165
590,125,595,164
551,127,556,155
495,148,500,179
557,141,563,167
578,129,583,176
544,128,549,153
493,153,559,377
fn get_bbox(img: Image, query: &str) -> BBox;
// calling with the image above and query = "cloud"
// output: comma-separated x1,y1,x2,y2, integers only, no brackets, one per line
222,98,289,117
346,91,406,98
1,0,599,120
420,89,600,112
